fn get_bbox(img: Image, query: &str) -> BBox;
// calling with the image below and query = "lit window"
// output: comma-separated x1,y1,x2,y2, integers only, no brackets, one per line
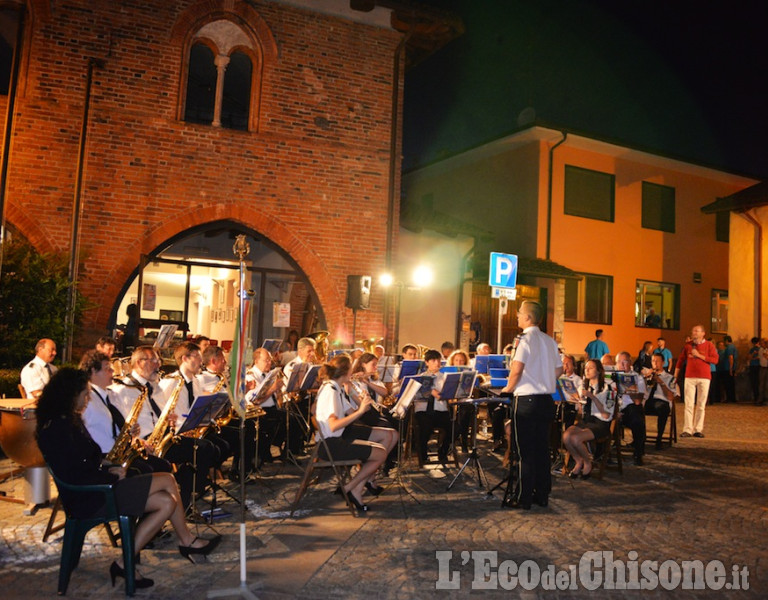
711,289,728,334
642,182,675,233
635,280,680,330
565,273,612,324
564,165,615,222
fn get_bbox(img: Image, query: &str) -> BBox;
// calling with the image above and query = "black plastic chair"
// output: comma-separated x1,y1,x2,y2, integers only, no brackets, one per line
48,469,138,596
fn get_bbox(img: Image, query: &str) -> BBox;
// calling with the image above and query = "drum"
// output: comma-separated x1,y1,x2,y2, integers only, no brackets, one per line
0,399,45,468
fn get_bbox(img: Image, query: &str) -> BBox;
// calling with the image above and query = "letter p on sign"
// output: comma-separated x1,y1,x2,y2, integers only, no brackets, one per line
489,252,518,289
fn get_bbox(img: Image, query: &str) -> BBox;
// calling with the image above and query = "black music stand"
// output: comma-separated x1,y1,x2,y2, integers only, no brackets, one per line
179,393,237,520
446,399,490,493
279,364,316,468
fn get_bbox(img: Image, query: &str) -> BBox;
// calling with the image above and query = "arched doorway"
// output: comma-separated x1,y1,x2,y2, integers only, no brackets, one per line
109,220,325,354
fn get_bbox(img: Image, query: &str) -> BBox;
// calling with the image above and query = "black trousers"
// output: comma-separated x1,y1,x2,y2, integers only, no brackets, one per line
644,399,671,443
511,394,555,505
621,404,646,458
414,410,451,463
163,436,217,509
219,417,257,471
256,405,283,463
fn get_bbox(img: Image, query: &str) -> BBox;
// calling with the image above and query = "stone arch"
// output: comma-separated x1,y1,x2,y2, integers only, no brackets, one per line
5,203,57,254
97,203,345,332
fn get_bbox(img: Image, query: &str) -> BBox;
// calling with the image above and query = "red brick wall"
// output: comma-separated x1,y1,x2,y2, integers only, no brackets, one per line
2,0,401,345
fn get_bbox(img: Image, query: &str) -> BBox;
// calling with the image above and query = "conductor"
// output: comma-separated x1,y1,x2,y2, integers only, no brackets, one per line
501,301,563,509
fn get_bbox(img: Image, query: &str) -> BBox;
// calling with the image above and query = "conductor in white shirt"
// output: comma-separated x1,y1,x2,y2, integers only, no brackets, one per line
501,301,563,509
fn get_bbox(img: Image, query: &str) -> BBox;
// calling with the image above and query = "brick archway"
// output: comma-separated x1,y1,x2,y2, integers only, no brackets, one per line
97,204,344,332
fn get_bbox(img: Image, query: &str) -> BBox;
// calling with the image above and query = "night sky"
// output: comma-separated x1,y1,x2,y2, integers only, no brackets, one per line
403,0,768,180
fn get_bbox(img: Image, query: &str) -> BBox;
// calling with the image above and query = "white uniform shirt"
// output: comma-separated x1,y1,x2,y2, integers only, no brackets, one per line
512,326,562,396
109,371,161,438
578,381,616,422
645,371,678,405
413,372,448,413
20,356,57,397
83,384,120,454
315,380,346,440
158,371,199,430
245,366,276,408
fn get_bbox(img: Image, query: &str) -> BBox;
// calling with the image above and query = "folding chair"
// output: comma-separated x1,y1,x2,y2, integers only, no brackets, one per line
290,418,361,517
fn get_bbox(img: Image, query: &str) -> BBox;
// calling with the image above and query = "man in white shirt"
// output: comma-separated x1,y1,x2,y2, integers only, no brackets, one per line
281,337,317,457
245,347,284,466
502,301,562,509
20,338,57,398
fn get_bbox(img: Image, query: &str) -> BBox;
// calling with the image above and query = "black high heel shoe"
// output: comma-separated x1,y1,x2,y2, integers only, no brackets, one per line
346,491,369,513
109,561,154,589
178,535,222,563
568,469,581,479
364,481,384,496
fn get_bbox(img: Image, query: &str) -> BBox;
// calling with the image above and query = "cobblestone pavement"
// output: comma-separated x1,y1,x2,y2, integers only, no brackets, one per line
1,402,767,599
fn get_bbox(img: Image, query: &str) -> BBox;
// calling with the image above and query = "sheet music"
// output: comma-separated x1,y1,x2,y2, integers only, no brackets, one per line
246,367,282,403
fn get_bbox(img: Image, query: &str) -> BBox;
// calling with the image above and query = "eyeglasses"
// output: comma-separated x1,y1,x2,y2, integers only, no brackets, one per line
138,357,159,363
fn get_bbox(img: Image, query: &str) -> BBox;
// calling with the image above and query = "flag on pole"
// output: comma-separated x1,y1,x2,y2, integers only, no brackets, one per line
229,297,251,418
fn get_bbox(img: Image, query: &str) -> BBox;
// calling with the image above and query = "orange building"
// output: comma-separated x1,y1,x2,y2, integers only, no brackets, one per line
402,125,758,357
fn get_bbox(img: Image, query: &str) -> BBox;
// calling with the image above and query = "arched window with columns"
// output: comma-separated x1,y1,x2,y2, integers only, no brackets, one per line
181,19,260,131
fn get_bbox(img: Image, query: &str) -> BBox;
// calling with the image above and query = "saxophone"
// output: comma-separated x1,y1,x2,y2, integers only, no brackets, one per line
183,374,229,439
105,384,147,466
147,376,185,458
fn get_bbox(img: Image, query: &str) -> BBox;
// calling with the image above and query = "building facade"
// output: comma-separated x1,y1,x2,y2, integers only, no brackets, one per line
0,0,433,354
403,126,758,357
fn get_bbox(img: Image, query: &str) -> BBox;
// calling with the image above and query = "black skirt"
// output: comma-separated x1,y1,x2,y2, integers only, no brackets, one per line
575,415,611,440
319,436,373,462
113,473,153,517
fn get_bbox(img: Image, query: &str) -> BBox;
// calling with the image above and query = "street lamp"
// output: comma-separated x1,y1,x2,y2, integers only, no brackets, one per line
380,265,433,354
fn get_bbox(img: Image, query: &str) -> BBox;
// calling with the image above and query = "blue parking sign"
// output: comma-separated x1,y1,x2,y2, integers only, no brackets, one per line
489,252,518,289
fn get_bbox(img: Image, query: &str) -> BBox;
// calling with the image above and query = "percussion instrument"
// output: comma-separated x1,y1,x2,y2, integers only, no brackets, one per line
0,398,51,508
0,399,45,468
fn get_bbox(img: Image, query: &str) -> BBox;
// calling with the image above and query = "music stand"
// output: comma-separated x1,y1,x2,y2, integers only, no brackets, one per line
387,378,428,501
279,363,315,467
179,393,237,519
444,372,490,492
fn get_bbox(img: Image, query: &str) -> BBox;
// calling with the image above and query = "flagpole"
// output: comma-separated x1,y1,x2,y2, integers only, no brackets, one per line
208,234,258,600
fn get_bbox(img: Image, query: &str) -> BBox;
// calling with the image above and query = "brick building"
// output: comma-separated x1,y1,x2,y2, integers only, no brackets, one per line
0,0,460,355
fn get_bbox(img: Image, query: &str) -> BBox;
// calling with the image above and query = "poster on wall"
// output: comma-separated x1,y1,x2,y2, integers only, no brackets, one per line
142,283,157,312
273,302,290,328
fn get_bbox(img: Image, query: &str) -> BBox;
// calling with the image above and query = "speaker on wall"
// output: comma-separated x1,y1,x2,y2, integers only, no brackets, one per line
346,275,371,310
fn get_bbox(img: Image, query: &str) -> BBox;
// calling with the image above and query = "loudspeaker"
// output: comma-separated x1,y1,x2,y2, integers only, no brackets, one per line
346,275,371,310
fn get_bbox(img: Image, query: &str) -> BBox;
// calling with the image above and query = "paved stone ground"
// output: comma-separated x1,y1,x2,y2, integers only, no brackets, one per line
1,401,767,598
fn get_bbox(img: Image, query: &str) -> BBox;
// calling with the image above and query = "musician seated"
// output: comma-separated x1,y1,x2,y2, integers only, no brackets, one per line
110,346,217,510
281,337,318,457
159,342,230,478
561,359,616,479
348,352,399,477
559,354,583,429
244,347,284,468
644,354,678,449
36,368,221,590
80,350,171,476
446,349,473,453
199,345,258,479
414,349,452,466
315,355,390,512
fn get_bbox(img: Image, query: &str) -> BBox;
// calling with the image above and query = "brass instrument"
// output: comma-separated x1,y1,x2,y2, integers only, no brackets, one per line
147,376,185,458
105,384,147,467
357,337,383,354
417,344,431,359
183,374,229,439
245,405,266,419
308,330,330,363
